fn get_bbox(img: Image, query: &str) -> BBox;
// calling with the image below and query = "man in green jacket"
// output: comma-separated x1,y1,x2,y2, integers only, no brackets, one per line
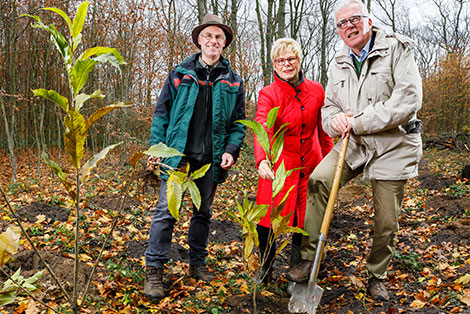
286,0,422,302
144,13,245,301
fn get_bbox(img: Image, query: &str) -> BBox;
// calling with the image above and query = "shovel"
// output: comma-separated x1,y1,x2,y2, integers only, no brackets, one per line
288,133,350,313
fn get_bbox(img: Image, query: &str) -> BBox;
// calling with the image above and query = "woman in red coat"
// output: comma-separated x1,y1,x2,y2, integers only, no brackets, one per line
254,38,333,283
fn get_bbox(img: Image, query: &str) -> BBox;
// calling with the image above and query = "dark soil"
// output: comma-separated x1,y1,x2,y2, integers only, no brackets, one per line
16,201,69,222
1,249,97,301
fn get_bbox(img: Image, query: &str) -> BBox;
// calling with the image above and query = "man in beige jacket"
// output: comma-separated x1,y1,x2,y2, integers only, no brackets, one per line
286,0,422,302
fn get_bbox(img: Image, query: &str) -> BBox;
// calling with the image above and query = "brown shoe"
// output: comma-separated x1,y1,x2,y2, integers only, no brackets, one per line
368,277,389,301
144,267,164,300
286,260,313,282
189,265,214,282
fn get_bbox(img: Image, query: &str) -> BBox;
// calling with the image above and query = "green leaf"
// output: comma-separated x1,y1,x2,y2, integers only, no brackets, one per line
271,128,286,164
0,226,20,266
70,58,97,95
71,1,89,44
75,90,105,112
0,290,16,306
266,107,279,130
272,212,294,237
42,152,77,201
272,123,290,143
32,88,69,112
23,14,73,67
143,143,184,159
84,102,130,132
23,270,44,290
285,226,309,236
73,33,83,52
93,52,125,74
167,173,183,220
271,185,294,220
244,236,255,259
80,47,125,65
190,163,211,181
272,161,288,198
42,7,72,35
237,120,271,160
64,110,86,168
246,203,269,224
276,238,291,256
80,143,121,183
186,180,201,210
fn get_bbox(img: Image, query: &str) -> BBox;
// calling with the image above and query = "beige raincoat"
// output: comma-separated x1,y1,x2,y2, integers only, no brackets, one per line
322,27,423,180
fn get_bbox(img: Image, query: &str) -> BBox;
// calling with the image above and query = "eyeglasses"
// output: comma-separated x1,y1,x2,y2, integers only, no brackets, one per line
200,33,226,42
336,15,368,30
274,56,298,66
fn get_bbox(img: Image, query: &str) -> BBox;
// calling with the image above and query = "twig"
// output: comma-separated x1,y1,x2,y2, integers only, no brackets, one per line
72,169,80,311
0,267,59,313
0,185,73,304
78,168,136,312
361,294,374,314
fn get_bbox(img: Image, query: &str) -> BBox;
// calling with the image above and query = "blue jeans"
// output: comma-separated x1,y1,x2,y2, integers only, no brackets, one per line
145,161,217,268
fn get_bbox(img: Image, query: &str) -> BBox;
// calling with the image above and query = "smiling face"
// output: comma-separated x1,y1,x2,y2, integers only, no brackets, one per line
198,25,226,65
336,3,372,56
273,49,301,85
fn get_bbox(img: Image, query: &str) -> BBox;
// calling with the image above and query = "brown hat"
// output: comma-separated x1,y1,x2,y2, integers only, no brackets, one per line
191,13,233,49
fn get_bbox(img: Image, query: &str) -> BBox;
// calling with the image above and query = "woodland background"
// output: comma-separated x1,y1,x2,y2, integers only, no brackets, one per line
1,0,469,183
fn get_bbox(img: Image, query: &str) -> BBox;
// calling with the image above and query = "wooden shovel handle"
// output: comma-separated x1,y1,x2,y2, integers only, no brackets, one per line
319,134,350,236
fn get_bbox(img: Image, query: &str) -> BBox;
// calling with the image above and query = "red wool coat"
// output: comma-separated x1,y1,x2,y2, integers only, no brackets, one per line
255,72,333,228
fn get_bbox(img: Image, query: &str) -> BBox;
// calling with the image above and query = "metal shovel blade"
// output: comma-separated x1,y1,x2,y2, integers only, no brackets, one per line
288,282,324,313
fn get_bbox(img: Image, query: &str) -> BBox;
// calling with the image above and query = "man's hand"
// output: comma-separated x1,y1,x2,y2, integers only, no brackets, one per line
220,153,234,170
258,159,274,180
331,113,353,138
147,156,161,171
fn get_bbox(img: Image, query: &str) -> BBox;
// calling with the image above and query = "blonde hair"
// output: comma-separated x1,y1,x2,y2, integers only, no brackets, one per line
270,38,302,65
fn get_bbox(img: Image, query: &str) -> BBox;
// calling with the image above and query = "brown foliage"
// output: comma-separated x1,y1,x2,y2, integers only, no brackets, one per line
421,50,470,137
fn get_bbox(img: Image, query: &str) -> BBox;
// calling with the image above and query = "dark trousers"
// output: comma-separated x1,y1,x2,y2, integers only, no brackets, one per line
145,159,217,268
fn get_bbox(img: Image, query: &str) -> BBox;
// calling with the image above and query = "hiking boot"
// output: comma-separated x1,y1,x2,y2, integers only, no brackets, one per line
286,259,312,282
144,267,164,300
368,277,389,301
189,265,214,282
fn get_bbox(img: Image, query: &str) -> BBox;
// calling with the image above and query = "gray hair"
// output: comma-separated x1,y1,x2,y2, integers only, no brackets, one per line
270,38,303,64
334,0,370,23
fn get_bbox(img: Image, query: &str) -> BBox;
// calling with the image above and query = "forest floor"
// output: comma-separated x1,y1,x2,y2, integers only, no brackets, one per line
0,142,469,314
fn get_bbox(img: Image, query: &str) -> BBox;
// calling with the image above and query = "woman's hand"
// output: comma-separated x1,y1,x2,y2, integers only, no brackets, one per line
258,160,274,180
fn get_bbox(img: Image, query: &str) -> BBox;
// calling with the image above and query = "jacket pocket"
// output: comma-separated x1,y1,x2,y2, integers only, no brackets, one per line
368,69,393,102
331,78,350,111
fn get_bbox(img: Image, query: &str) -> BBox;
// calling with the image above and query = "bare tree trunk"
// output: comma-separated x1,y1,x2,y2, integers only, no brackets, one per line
197,0,207,22
276,0,286,38
256,0,276,86
319,0,334,87
289,0,306,40
0,96,17,183
228,0,238,66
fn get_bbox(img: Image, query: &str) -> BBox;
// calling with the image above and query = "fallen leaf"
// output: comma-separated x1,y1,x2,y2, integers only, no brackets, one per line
455,274,470,285
260,290,274,297
458,289,470,306
410,299,426,308
350,275,365,289
0,226,21,266
35,214,46,224
25,299,40,314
